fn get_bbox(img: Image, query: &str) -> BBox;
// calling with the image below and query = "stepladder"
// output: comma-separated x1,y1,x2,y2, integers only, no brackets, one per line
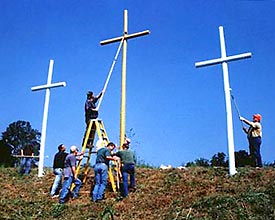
75,119,120,193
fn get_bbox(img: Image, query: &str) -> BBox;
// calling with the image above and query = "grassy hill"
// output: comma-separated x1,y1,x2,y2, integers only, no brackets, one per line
1,166,275,219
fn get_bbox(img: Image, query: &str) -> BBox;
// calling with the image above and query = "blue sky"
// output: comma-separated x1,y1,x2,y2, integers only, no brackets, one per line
1,1,274,168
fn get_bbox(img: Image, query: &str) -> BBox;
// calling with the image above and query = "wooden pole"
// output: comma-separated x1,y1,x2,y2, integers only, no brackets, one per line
100,10,150,148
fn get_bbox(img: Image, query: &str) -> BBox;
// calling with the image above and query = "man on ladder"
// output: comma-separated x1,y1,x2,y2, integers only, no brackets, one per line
83,90,103,148
85,90,103,125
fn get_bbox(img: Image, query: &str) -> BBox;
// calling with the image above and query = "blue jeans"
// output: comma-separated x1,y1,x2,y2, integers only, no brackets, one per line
50,168,63,196
249,137,262,167
121,164,136,197
19,158,32,175
59,176,82,204
92,163,108,202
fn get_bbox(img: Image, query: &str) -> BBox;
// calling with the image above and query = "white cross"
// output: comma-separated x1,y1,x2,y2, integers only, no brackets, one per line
195,26,252,175
31,59,66,177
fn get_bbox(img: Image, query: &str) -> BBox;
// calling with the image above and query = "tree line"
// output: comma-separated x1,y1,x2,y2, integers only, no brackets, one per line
185,151,275,168
1,120,274,168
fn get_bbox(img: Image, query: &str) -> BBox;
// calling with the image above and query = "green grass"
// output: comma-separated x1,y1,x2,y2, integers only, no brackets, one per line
0,166,275,219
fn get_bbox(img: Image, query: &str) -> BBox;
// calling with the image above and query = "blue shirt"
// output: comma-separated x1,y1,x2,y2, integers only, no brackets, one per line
63,153,77,178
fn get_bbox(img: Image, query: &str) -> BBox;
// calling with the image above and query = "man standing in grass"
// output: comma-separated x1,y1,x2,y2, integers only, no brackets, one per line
19,143,34,175
240,114,263,168
92,142,117,202
50,144,68,198
59,145,82,204
115,138,136,197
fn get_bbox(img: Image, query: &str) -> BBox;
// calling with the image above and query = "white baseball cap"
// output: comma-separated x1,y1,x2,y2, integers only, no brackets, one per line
70,145,78,152
124,138,131,145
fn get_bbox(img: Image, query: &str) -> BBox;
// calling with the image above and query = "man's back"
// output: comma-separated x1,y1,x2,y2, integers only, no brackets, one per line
53,151,68,169
23,144,34,156
117,150,136,164
63,154,76,178
95,148,110,165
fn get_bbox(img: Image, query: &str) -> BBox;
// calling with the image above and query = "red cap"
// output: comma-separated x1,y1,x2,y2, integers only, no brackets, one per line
253,114,262,122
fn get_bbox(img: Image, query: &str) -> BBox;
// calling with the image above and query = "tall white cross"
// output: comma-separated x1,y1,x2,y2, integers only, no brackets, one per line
31,59,66,177
195,26,252,175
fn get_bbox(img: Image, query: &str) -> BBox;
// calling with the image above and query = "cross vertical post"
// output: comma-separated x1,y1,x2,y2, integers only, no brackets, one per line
120,10,128,149
31,59,66,177
195,26,252,175
100,9,150,147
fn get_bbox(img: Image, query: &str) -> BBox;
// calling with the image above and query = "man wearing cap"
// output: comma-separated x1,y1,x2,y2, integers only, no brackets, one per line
92,142,117,202
59,145,82,204
85,91,103,125
50,144,68,198
115,138,136,197
240,114,263,167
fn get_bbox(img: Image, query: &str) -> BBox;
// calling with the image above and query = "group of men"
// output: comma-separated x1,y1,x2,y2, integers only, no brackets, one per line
52,144,83,204
92,138,136,202
19,90,263,205
18,90,136,204
50,137,136,204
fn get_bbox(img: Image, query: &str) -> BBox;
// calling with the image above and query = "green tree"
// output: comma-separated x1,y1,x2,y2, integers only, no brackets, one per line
0,139,14,167
1,120,41,158
235,150,251,167
194,158,210,167
185,149,258,168
185,161,195,167
185,158,210,167
210,152,228,167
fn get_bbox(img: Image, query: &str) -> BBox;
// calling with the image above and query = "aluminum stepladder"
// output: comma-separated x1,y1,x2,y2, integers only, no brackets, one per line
75,119,118,192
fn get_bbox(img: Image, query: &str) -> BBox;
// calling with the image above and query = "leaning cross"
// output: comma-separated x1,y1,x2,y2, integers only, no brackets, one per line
100,9,150,147
31,59,66,177
195,26,252,175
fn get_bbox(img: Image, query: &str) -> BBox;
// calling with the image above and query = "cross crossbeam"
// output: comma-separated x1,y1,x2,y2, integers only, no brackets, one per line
100,30,150,45
31,82,66,91
195,26,252,175
195,52,252,68
31,59,66,177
